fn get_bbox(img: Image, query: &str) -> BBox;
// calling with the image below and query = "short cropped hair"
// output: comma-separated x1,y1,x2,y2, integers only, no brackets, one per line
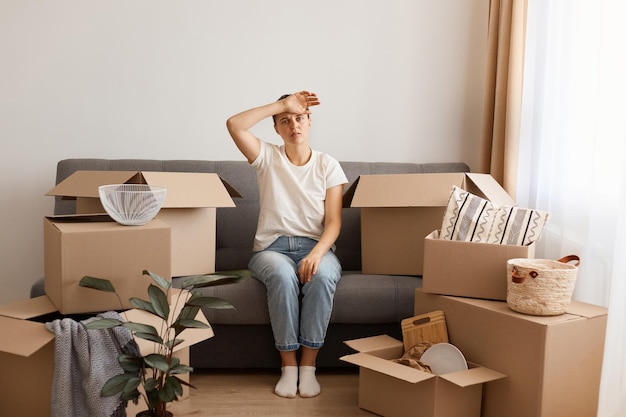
272,94,291,124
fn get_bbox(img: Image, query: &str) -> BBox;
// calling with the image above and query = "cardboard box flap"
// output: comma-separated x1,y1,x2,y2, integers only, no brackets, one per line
46,171,137,198
344,334,404,355
220,178,243,199
0,295,57,358
139,172,237,208
341,352,435,384
346,173,465,208
46,171,238,208
446,295,606,323
123,289,214,355
440,364,506,387
0,316,55,357
342,178,360,208
565,300,608,319
464,173,516,206
0,295,59,320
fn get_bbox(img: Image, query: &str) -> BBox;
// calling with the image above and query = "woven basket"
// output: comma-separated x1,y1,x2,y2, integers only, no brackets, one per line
506,255,580,316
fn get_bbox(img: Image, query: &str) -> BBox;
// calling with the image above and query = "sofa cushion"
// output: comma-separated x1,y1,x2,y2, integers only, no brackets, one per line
173,273,422,326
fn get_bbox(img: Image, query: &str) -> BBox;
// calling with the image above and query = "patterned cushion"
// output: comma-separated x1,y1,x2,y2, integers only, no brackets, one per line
440,186,550,246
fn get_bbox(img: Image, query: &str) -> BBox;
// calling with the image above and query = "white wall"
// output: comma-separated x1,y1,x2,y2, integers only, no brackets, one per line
0,0,488,304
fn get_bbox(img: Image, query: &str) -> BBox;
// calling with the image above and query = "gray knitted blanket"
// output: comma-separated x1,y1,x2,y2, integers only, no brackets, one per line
45,311,141,417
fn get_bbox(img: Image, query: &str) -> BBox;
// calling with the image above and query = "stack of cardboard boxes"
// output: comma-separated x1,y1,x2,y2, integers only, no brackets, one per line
0,170,239,416
342,173,608,417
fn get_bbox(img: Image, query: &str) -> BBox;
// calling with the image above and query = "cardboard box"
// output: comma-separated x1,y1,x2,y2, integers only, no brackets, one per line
0,289,212,417
341,335,505,417
44,215,172,314
422,230,536,300
46,170,239,276
413,289,608,417
343,172,514,275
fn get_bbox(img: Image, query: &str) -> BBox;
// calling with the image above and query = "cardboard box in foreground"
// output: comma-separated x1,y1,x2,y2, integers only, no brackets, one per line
46,170,239,276
344,172,514,275
0,289,212,417
44,216,172,314
413,289,608,417
341,334,505,417
422,230,536,300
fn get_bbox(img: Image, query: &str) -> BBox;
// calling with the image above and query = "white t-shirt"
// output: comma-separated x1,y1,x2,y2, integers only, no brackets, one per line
250,141,348,251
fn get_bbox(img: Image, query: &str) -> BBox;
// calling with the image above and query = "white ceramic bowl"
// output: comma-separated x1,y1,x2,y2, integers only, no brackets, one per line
98,184,167,226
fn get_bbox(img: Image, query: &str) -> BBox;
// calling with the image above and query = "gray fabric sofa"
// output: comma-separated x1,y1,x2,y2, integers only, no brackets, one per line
31,158,469,368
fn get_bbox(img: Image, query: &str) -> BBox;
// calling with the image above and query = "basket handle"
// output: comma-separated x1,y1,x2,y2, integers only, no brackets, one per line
558,255,580,266
511,255,580,284
511,266,538,283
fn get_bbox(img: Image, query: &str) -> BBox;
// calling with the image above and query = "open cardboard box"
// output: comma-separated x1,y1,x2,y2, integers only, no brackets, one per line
44,215,172,314
341,334,505,417
343,172,515,275
46,170,240,276
413,289,608,417
0,289,213,417
422,230,536,300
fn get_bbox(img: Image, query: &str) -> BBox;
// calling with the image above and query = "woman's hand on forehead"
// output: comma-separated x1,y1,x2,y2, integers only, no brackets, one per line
284,91,321,114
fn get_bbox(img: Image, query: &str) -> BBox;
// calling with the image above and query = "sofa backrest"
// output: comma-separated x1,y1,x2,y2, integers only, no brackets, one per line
53,159,469,273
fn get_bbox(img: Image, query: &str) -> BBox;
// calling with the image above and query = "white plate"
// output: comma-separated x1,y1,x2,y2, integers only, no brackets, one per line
420,343,468,375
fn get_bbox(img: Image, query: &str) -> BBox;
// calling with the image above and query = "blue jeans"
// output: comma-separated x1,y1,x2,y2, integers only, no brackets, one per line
248,236,342,351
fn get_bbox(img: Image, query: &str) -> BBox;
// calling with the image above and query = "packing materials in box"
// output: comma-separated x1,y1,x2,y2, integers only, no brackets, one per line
422,230,536,300
413,289,608,417
341,335,505,417
343,172,514,275
46,170,239,276
0,289,212,417
44,215,171,314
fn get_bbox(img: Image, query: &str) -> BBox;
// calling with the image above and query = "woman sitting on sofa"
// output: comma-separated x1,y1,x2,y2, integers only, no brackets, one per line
226,91,348,398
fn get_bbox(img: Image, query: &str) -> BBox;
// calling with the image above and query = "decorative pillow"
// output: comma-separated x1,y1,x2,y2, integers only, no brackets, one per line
440,185,550,246
486,205,551,246
440,186,498,242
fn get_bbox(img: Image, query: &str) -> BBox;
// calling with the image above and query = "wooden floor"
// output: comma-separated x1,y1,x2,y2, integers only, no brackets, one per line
165,368,376,416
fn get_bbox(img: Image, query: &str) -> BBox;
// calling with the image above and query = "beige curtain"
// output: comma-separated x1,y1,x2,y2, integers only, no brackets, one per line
479,0,528,199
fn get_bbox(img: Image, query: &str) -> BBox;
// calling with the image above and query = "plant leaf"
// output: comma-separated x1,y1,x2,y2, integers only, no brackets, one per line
144,353,170,372
177,318,210,329
122,322,159,336
173,374,197,390
173,318,209,338
179,302,201,317
144,377,158,392
165,338,185,350
186,296,235,310
82,318,123,330
170,363,193,375
148,284,170,321
143,270,171,291
128,297,156,315
133,332,164,345
118,354,143,373
169,355,180,369
79,276,116,293
101,373,134,397
160,376,182,402
120,376,142,401
179,269,251,289
176,305,200,324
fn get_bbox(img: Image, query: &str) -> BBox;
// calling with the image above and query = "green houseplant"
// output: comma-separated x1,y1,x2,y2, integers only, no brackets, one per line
79,269,250,417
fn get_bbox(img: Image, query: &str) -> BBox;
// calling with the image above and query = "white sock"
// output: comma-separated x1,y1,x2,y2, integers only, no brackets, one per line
298,366,321,398
275,366,298,398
